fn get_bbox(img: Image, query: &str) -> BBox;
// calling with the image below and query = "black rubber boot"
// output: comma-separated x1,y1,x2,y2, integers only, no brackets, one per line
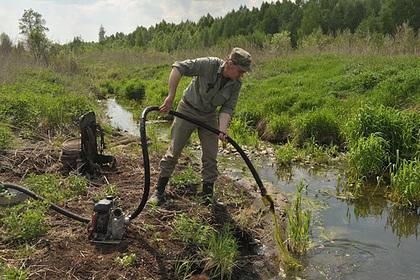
149,177,169,205
202,182,214,205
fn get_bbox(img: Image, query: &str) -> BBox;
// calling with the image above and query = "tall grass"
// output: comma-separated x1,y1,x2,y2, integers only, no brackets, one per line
200,225,238,279
390,159,420,209
286,181,311,255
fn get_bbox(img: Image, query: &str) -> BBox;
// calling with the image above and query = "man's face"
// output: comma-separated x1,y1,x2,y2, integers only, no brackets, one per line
225,60,246,80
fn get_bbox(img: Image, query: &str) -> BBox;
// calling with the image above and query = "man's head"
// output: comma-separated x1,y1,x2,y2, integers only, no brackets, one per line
224,47,252,80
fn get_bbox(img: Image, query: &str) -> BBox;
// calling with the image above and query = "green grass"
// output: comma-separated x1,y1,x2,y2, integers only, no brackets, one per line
170,165,201,189
347,134,389,182
114,253,137,267
0,125,14,151
0,263,28,280
390,159,420,208
1,200,49,242
286,181,311,255
200,225,238,279
23,173,88,203
171,214,212,247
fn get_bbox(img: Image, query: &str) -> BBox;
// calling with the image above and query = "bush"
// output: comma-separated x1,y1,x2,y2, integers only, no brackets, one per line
348,134,389,181
124,79,145,100
294,108,341,146
263,114,292,143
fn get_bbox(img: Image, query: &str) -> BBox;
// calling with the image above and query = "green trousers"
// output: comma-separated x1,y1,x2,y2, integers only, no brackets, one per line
159,99,219,183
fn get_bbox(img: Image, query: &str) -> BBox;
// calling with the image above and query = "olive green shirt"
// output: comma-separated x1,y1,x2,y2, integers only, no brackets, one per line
172,57,242,115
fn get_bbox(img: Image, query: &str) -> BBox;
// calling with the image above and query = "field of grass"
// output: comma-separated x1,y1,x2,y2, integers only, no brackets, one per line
0,43,419,278
1,48,419,207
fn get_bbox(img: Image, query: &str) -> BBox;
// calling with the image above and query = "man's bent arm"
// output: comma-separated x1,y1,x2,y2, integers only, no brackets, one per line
160,67,182,112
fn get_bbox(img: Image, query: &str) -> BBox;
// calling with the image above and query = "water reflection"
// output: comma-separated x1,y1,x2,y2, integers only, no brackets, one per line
386,207,420,239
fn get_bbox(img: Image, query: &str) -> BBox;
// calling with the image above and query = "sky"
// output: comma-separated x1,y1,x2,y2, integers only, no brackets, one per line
0,0,273,44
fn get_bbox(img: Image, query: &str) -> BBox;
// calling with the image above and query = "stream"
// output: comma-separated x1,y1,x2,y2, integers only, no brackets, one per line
106,98,420,280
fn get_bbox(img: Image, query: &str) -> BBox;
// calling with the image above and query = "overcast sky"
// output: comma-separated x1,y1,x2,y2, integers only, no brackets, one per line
0,0,273,44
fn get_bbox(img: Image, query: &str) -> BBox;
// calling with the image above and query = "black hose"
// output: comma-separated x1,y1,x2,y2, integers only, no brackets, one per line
129,106,159,220
1,183,90,224
129,106,275,221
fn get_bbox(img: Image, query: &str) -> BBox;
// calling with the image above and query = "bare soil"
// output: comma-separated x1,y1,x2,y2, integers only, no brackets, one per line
0,136,288,280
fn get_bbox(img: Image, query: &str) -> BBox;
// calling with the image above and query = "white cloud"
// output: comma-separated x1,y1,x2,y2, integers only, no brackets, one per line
0,0,273,43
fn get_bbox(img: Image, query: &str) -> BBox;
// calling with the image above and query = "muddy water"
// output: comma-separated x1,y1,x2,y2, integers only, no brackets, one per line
106,99,420,280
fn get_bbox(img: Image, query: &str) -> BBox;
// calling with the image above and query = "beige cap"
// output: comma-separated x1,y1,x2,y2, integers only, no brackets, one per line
229,47,252,72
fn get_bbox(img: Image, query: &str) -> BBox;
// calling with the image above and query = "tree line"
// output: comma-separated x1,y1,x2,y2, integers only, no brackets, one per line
96,0,419,51
1,0,419,60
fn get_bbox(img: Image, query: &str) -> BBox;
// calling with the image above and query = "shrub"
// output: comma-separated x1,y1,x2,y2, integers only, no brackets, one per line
294,108,341,146
348,134,389,181
263,114,292,143
124,79,145,100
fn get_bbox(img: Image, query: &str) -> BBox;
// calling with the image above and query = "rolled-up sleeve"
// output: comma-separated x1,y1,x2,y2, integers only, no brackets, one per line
172,58,210,77
220,84,241,116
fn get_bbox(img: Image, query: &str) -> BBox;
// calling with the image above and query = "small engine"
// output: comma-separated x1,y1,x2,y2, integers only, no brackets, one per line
90,196,129,244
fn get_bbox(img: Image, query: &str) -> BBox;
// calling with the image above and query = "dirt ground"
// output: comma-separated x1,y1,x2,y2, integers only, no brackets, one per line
0,136,288,280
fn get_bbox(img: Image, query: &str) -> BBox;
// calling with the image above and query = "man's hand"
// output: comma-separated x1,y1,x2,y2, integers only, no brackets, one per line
219,132,227,142
159,96,174,113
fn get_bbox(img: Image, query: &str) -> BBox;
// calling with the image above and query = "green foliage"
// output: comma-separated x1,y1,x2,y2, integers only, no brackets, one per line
286,181,311,255
78,0,420,53
0,125,14,151
19,9,50,63
228,117,260,147
170,165,201,188
294,108,341,146
263,114,292,143
1,200,49,241
114,253,137,267
276,141,298,166
348,134,389,181
390,159,420,208
200,225,238,279
67,174,89,196
124,79,146,100
0,33,13,55
345,105,419,162
172,214,212,247
174,256,195,280
23,173,88,203
0,69,94,136
0,263,28,280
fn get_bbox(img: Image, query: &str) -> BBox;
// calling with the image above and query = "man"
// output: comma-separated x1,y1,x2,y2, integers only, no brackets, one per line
149,47,252,205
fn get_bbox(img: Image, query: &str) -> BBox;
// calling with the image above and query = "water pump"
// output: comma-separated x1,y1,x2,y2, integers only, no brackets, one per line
89,196,129,244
